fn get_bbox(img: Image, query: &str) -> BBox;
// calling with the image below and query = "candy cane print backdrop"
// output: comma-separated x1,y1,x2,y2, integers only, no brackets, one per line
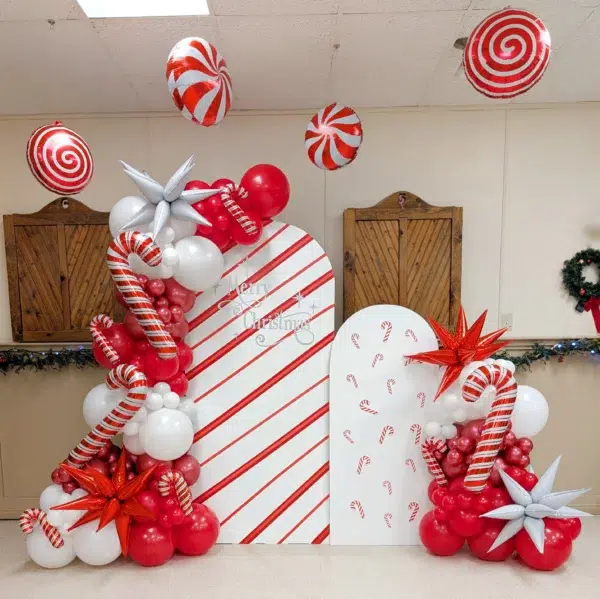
329,305,439,545
186,221,334,544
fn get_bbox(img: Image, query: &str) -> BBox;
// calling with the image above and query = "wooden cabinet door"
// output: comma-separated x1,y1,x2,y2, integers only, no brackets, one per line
344,192,462,328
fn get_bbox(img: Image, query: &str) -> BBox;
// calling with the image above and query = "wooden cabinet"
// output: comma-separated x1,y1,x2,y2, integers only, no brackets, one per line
343,192,463,327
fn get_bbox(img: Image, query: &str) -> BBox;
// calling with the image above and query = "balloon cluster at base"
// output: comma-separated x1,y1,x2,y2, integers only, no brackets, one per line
20,153,290,568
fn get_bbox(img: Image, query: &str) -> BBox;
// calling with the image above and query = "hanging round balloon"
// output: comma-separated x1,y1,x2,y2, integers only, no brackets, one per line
305,103,363,170
463,8,551,99
26,121,94,195
166,37,232,127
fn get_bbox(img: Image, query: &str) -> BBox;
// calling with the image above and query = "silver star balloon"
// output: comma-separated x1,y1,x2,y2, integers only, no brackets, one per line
119,155,220,238
482,456,591,553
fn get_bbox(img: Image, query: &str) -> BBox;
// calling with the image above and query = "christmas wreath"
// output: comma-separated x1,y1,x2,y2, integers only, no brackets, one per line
562,248,600,331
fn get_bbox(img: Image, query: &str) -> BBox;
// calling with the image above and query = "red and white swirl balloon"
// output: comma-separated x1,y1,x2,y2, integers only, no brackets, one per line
305,103,363,171
166,37,232,127
464,8,551,99
26,121,94,195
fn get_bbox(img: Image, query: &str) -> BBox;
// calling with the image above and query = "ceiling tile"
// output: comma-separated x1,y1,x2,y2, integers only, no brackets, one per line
0,19,138,115
340,0,471,12
217,15,337,109
0,0,85,21
332,11,464,107
210,0,339,16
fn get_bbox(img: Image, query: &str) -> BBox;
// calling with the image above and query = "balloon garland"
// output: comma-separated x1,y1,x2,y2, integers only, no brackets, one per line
562,248,600,331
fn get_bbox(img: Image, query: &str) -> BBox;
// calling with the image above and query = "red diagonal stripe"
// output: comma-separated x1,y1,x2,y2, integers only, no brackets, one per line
278,495,329,544
195,404,329,503
193,332,334,439
188,270,333,380
312,525,330,544
189,233,312,330
192,305,334,403
200,375,329,467
240,463,330,544
220,435,328,526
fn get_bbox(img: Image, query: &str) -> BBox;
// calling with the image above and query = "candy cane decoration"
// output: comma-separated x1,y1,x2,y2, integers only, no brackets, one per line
417,392,426,408
379,425,395,445
384,513,392,528
350,500,365,519
346,374,358,389
19,508,64,548
157,470,193,516
404,329,418,342
343,430,354,444
422,438,448,486
107,231,176,359
371,353,384,368
89,314,119,365
351,333,360,349
381,321,392,343
382,480,392,495
356,455,371,475
359,400,378,415
405,458,416,472
220,184,258,236
408,502,420,523
463,364,517,492
387,379,396,395
410,423,422,445
68,365,147,467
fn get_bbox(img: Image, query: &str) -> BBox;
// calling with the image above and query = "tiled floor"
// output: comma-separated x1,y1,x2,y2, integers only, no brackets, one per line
1,519,598,599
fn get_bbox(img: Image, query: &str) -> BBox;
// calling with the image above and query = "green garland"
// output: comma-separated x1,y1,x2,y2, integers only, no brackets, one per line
0,347,97,373
562,248,600,311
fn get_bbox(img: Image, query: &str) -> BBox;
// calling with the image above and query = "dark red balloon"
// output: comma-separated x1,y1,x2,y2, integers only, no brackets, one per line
166,318,190,342
164,278,195,313
137,454,172,473
128,522,175,567
88,458,109,478
173,503,219,556
419,510,464,556
174,454,201,486
166,372,189,397
516,523,572,571
144,349,179,382
134,490,162,523
176,342,193,372
518,437,534,454
239,164,290,218
468,521,515,561
146,279,166,297
553,517,582,541
92,322,134,367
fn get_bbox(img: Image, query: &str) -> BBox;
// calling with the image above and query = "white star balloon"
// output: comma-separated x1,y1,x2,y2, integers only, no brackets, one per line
482,456,591,553
119,155,220,238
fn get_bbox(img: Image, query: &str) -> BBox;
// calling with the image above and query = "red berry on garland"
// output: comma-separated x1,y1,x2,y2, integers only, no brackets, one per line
580,288,586,296
587,259,592,264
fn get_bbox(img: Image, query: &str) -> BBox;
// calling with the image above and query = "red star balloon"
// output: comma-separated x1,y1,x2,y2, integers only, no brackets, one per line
52,452,157,556
407,307,509,400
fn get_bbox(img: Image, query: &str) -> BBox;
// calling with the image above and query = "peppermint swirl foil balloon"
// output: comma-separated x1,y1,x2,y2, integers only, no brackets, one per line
26,121,94,195
464,8,551,99
305,103,363,171
166,37,233,127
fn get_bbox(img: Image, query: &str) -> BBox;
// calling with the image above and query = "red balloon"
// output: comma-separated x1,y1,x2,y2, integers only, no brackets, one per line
206,227,231,250
170,305,184,323
174,454,201,486
92,323,134,368
137,454,171,473
166,372,189,397
461,419,484,441
128,353,145,372
128,522,175,567
115,290,128,308
167,319,190,342
504,445,523,466
147,279,166,297
62,482,78,494
503,431,517,447
123,310,146,340
419,510,464,556
212,178,235,189
173,503,219,556
468,521,515,561
520,472,539,492
144,349,179,382
157,307,172,324
516,523,572,571
229,210,263,246
88,458,109,478
446,449,463,466
427,480,440,503
442,458,465,479
239,164,290,218
449,510,485,538
134,490,162,523
518,437,534,454
164,278,195,313
456,436,474,454
553,518,582,541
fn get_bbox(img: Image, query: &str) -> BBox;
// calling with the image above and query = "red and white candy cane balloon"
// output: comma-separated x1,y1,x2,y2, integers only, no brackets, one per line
89,314,119,366
220,183,262,245
462,364,517,491
305,103,363,171
19,508,64,548
107,231,176,360
166,37,232,127
68,365,147,466
421,437,448,487
464,8,551,99
157,471,193,516
26,121,94,195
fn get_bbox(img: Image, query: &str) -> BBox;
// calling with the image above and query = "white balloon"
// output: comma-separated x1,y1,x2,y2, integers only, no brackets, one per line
173,236,224,292
124,422,140,435
129,253,174,279
109,196,149,237
511,385,549,437
141,408,194,461
163,391,180,409
162,246,180,267
452,408,468,424
178,398,199,428
59,489,88,529
123,430,146,455
155,226,175,245
484,358,495,365
441,424,458,439
132,406,148,423
26,531,76,569
82,384,122,428
495,359,516,374
164,217,196,242
146,392,164,411
39,485,68,512
424,421,442,438
442,392,460,412
71,520,121,566
154,382,171,395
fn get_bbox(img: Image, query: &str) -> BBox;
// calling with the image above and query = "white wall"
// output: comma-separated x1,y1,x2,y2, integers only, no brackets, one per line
1,104,599,341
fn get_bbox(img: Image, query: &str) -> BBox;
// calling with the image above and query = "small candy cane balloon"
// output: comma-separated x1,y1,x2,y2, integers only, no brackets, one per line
89,314,119,365
421,437,448,486
157,470,193,516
